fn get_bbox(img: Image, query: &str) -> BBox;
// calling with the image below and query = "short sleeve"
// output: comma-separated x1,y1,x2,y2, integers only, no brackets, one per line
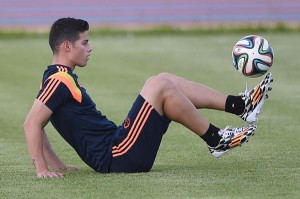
36,72,82,112
37,79,71,112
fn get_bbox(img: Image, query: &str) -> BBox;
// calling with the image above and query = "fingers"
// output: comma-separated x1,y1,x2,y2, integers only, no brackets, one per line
36,165,79,178
37,170,64,179
56,165,79,172
64,165,79,171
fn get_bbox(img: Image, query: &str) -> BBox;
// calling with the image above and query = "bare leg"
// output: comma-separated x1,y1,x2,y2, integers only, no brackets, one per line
157,72,228,110
140,72,263,158
140,73,226,136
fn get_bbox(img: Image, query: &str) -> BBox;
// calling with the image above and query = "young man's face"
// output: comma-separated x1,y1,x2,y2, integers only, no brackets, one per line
69,31,92,67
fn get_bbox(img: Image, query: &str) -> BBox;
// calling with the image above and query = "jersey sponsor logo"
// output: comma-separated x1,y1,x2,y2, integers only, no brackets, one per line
112,101,153,157
124,117,131,129
38,72,82,104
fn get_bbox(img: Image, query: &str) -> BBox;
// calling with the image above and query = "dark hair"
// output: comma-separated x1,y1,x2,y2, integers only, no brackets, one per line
49,17,89,53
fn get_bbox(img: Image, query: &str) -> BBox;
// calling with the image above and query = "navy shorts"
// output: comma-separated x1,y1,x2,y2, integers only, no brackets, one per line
109,95,171,172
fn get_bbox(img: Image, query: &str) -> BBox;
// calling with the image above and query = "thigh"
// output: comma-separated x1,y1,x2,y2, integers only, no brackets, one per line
110,95,171,172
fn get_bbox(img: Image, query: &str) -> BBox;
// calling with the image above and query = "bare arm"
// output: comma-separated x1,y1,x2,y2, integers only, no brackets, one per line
24,99,64,178
42,128,78,172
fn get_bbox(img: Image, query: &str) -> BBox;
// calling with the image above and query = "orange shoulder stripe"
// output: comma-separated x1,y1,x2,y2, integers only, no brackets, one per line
38,72,82,104
49,72,82,103
38,78,59,103
41,79,61,104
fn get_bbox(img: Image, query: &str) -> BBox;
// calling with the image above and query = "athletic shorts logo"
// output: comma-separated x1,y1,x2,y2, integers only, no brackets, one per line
124,117,131,129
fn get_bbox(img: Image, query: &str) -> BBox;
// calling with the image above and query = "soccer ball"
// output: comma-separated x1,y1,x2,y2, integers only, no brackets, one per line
232,35,274,78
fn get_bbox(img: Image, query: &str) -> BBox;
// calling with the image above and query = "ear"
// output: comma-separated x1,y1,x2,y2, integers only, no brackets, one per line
62,40,72,52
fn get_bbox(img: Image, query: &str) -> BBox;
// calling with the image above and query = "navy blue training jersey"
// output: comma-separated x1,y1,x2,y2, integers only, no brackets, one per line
37,65,117,172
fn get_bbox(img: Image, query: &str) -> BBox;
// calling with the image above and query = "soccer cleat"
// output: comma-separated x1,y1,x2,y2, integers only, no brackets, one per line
239,72,273,123
208,124,257,158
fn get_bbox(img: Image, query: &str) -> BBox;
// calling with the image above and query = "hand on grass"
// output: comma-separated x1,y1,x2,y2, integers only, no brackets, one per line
51,164,79,172
37,170,64,178
61,165,79,172
36,166,78,179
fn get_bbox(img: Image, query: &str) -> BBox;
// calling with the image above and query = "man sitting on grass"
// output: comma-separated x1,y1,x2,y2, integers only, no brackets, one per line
24,17,273,178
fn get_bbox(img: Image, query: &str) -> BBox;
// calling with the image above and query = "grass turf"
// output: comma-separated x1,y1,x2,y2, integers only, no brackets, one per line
0,33,299,199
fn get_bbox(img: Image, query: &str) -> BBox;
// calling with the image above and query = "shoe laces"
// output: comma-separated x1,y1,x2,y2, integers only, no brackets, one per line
239,82,249,96
219,126,234,138
220,126,246,138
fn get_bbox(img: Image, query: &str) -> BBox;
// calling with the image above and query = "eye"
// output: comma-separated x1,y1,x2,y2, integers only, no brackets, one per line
82,40,89,45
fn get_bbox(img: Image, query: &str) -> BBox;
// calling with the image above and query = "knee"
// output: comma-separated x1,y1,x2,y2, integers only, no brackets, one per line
145,73,175,91
156,72,174,81
141,73,178,114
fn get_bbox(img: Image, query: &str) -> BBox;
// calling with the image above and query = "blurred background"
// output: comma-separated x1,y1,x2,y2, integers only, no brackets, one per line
0,0,299,31
1,1,300,198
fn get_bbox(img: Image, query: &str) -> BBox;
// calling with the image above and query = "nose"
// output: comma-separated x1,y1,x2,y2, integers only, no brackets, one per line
87,43,92,52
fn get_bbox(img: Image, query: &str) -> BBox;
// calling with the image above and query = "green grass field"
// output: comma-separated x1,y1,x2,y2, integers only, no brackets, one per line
0,32,299,199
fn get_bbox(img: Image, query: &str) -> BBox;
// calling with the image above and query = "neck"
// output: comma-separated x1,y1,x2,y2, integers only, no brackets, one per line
52,55,75,71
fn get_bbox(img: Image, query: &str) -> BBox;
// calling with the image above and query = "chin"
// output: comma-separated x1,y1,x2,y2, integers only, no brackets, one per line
77,63,87,67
